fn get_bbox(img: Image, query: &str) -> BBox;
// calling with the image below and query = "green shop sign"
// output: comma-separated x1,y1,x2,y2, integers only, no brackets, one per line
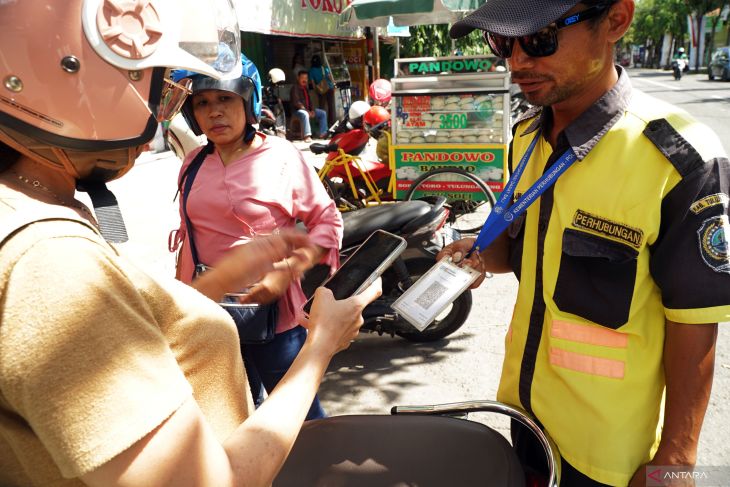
405,58,493,75
393,146,506,200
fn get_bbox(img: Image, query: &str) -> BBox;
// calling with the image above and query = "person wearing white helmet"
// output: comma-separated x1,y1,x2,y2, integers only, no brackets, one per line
672,46,688,64
348,100,372,129
0,1,379,486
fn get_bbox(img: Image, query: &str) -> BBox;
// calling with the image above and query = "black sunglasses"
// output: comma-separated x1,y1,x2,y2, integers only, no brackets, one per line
483,4,610,59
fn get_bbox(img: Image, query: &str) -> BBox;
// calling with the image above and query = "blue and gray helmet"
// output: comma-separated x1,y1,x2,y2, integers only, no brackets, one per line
172,52,262,138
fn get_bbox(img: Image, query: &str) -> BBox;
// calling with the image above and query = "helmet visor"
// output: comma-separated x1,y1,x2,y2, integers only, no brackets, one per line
157,77,193,122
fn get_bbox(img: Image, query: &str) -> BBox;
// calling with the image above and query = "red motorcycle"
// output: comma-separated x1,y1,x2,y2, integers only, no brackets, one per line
318,105,394,206
312,105,495,234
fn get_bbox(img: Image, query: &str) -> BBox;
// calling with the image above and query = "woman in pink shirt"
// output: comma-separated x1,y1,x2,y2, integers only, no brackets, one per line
170,61,342,419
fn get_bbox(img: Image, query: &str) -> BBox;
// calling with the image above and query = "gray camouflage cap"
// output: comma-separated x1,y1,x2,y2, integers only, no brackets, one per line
450,0,583,38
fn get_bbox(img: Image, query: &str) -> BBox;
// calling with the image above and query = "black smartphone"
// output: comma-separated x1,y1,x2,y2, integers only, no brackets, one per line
302,230,407,315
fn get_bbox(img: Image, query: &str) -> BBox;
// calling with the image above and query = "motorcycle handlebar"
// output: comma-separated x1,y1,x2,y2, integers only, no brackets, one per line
392,400,560,487
309,142,339,154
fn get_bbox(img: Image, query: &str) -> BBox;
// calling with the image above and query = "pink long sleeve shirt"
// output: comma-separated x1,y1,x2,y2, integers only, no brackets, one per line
170,134,342,333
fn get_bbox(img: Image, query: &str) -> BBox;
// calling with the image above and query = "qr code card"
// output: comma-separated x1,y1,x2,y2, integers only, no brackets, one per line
392,258,481,331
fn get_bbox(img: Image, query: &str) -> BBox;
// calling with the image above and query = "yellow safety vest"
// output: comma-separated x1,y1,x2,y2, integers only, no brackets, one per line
498,90,729,485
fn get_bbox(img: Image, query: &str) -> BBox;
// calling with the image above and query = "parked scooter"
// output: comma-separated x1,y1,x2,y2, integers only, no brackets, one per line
325,99,371,141
301,198,471,342
312,105,394,209
259,68,287,138
164,112,206,161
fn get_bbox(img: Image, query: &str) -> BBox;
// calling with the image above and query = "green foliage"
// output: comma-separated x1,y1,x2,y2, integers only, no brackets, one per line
626,0,689,47
399,25,489,57
627,0,728,69
683,0,729,68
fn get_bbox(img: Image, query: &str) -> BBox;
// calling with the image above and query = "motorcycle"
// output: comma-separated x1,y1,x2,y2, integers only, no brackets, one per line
301,197,471,342
283,195,556,484
259,68,287,138
325,99,372,140
274,399,560,487
311,105,395,210
671,58,686,80
164,112,206,161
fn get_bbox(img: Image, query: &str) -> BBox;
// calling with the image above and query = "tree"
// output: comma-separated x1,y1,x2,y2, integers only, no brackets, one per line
626,0,689,68
684,0,728,71
704,2,730,66
399,24,487,58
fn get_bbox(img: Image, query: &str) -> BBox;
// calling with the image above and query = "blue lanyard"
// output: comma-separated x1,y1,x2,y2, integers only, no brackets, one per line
467,132,578,256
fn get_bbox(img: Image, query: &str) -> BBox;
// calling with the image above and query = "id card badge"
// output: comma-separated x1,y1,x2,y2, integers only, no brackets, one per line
392,258,481,331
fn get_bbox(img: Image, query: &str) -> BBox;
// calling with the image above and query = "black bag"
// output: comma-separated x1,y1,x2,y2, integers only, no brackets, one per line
222,295,278,345
181,144,278,345
195,265,278,345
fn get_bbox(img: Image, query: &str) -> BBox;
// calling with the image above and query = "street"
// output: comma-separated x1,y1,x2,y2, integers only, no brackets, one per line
94,66,730,467
628,68,730,154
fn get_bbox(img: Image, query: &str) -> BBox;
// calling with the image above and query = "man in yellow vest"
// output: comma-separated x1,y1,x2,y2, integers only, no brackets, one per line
444,0,728,485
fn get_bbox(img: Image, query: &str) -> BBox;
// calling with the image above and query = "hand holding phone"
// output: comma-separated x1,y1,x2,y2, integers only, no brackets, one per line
302,230,406,315
304,278,383,354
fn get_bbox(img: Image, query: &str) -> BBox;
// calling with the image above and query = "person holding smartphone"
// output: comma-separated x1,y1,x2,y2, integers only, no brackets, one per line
0,2,378,486
170,57,343,420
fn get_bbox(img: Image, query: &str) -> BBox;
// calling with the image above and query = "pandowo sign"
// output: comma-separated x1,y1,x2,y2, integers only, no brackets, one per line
394,146,506,200
405,58,494,75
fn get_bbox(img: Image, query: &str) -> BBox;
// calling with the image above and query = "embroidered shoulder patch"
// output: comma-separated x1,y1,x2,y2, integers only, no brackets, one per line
572,209,643,249
698,215,730,273
690,193,729,215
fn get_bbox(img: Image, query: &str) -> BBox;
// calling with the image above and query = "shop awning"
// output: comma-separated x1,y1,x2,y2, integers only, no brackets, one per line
236,0,363,39
341,0,484,27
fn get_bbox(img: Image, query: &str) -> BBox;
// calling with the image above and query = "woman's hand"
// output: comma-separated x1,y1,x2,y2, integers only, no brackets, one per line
193,230,311,303
239,269,294,305
239,244,325,304
303,278,382,357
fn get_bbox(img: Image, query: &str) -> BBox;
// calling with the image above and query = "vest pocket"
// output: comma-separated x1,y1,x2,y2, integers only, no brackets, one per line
553,229,638,329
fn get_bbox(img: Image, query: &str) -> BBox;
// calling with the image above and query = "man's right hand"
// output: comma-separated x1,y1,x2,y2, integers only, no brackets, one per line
437,238,487,289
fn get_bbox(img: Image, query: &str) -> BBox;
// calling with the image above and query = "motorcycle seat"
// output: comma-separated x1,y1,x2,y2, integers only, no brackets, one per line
274,414,525,487
341,201,432,247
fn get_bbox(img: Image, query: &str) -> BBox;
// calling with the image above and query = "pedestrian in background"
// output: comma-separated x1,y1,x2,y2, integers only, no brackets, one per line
445,0,728,485
309,54,336,128
170,59,343,420
290,71,328,142
291,51,308,85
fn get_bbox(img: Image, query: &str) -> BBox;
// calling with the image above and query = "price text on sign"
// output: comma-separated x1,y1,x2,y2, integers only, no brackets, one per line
439,113,468,129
